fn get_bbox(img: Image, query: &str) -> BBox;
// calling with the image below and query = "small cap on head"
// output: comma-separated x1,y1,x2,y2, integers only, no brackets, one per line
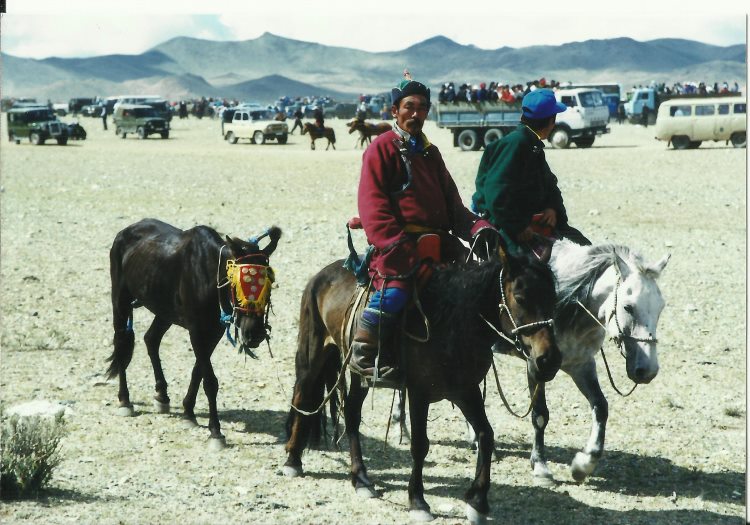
521,89,567,119
391,69,431,107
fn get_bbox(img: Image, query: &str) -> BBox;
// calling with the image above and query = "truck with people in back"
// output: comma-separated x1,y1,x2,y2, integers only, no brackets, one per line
435,87,610,150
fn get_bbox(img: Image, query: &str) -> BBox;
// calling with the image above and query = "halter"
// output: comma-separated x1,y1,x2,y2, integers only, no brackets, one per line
481,267,555,359
216,246,275,352
576,266,658,396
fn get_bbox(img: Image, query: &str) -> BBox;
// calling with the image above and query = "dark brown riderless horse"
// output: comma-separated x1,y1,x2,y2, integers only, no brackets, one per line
347,119,392,148
301,122,337,150
283,245,561,523
107,218,281,449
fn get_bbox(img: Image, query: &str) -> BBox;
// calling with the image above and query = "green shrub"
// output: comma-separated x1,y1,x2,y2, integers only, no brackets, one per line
1,413,65,499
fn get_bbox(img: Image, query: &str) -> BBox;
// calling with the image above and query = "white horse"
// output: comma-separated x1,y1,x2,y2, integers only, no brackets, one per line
518,239,670,485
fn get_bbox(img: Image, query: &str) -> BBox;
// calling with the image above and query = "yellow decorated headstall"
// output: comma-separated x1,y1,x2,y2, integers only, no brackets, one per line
226,255,275,315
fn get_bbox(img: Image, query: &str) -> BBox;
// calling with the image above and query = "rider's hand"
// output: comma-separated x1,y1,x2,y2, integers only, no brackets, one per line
517,226,535,242
538,208,557,227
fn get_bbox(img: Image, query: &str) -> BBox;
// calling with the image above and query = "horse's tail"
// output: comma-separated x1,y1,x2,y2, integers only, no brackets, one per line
106,232,135,380
285,278,339,450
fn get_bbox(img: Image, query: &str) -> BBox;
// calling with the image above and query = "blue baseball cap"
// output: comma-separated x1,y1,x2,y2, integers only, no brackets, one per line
521,89,567,119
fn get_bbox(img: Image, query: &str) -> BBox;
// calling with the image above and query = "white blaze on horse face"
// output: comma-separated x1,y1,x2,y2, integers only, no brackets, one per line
617,271,665,383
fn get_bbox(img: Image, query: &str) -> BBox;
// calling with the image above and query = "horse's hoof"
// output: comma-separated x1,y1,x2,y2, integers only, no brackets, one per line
116,405,135,417
152,399,170,414
282,465,303,478
465,503,488,525
207,437,226,452
181,417,198,428
532,462,556,486
409,509,435,522
571,452,596,482
355,486,379,499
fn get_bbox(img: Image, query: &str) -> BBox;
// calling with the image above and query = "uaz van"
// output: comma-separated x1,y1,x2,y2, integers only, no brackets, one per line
654,96,746,149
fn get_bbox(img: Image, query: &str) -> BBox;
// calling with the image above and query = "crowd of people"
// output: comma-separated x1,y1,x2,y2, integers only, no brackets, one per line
637,80,741,96
438,78,565,104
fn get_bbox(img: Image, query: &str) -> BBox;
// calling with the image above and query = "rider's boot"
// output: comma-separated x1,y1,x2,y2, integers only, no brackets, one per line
349,316,400,384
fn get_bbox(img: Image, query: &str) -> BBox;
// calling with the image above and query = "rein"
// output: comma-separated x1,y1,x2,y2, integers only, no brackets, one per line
575,270,656,397
480,267,552,418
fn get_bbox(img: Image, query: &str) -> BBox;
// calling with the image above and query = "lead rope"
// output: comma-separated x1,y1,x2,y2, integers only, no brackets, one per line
491,358,540,419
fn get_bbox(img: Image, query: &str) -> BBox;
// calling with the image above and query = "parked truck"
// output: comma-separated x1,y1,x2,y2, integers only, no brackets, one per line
624,87,740,124
435,87,609,150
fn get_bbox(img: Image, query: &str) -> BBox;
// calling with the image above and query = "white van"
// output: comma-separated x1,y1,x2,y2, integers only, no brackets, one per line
654,96,746,149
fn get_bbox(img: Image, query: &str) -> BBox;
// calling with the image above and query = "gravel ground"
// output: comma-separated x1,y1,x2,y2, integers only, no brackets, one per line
0,114,746,524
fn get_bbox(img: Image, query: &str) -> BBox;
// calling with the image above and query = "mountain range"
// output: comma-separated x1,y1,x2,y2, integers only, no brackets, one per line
1,33,745,104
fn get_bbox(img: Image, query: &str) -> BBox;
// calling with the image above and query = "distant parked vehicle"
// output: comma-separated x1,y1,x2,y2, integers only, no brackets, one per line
222,108,288,145
6,106,69,145
68,97,97,115
81,104,104,117
654,96,746,149
113,104,170,139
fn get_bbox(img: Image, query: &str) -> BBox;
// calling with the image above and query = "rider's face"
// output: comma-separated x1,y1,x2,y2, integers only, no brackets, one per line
392,95,430,135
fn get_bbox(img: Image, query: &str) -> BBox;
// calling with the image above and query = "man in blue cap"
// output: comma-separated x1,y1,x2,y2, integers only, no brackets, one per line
472,88,590,257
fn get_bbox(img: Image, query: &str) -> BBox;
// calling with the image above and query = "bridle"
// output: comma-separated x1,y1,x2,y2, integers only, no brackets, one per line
576,267,657,396
216,246,275,356
481,267,555,360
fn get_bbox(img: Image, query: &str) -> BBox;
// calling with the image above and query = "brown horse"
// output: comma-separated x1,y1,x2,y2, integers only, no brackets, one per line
107,218,281,449
347,119,392,148
301,122,336,150
283,250,561,523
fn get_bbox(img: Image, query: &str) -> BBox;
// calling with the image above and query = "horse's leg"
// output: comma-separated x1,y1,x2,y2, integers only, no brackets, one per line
144,316,171,413
390,388,410,444
182,360,202,425
189,331,225,446
567,359,608,482
406,388,433,521
310,139,315,150
527,373,555,485
345,375,377,497
454,386,493,523
109,280,135,416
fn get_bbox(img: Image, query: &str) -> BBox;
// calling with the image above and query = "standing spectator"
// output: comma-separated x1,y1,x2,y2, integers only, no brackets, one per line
641,105,650,127
617,102,626,124
290,107,303,134
101,103,108,130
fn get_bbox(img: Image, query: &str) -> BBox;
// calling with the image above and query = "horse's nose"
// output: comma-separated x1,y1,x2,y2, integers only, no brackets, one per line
535,346,562,380
634,366,657,384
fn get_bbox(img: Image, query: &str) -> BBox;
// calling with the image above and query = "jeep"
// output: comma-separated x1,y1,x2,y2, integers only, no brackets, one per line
222,108,288,145
113,104,170,139
6,106,69,145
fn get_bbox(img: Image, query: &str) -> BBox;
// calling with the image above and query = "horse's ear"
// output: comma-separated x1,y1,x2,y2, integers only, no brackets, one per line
261,226,282,257
613,252,630,277
646,253,671,278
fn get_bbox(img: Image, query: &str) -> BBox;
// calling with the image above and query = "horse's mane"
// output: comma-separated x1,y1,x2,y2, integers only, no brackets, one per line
416,259,503,357
553,241,647,325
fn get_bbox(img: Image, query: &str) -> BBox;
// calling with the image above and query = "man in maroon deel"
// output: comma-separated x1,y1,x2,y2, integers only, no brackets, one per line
350,70,495,382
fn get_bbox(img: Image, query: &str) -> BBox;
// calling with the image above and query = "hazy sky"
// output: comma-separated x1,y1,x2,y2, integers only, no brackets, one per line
1,0,747,59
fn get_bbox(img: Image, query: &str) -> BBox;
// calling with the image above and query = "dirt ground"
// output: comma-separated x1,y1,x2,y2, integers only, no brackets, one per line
0,113,746,524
